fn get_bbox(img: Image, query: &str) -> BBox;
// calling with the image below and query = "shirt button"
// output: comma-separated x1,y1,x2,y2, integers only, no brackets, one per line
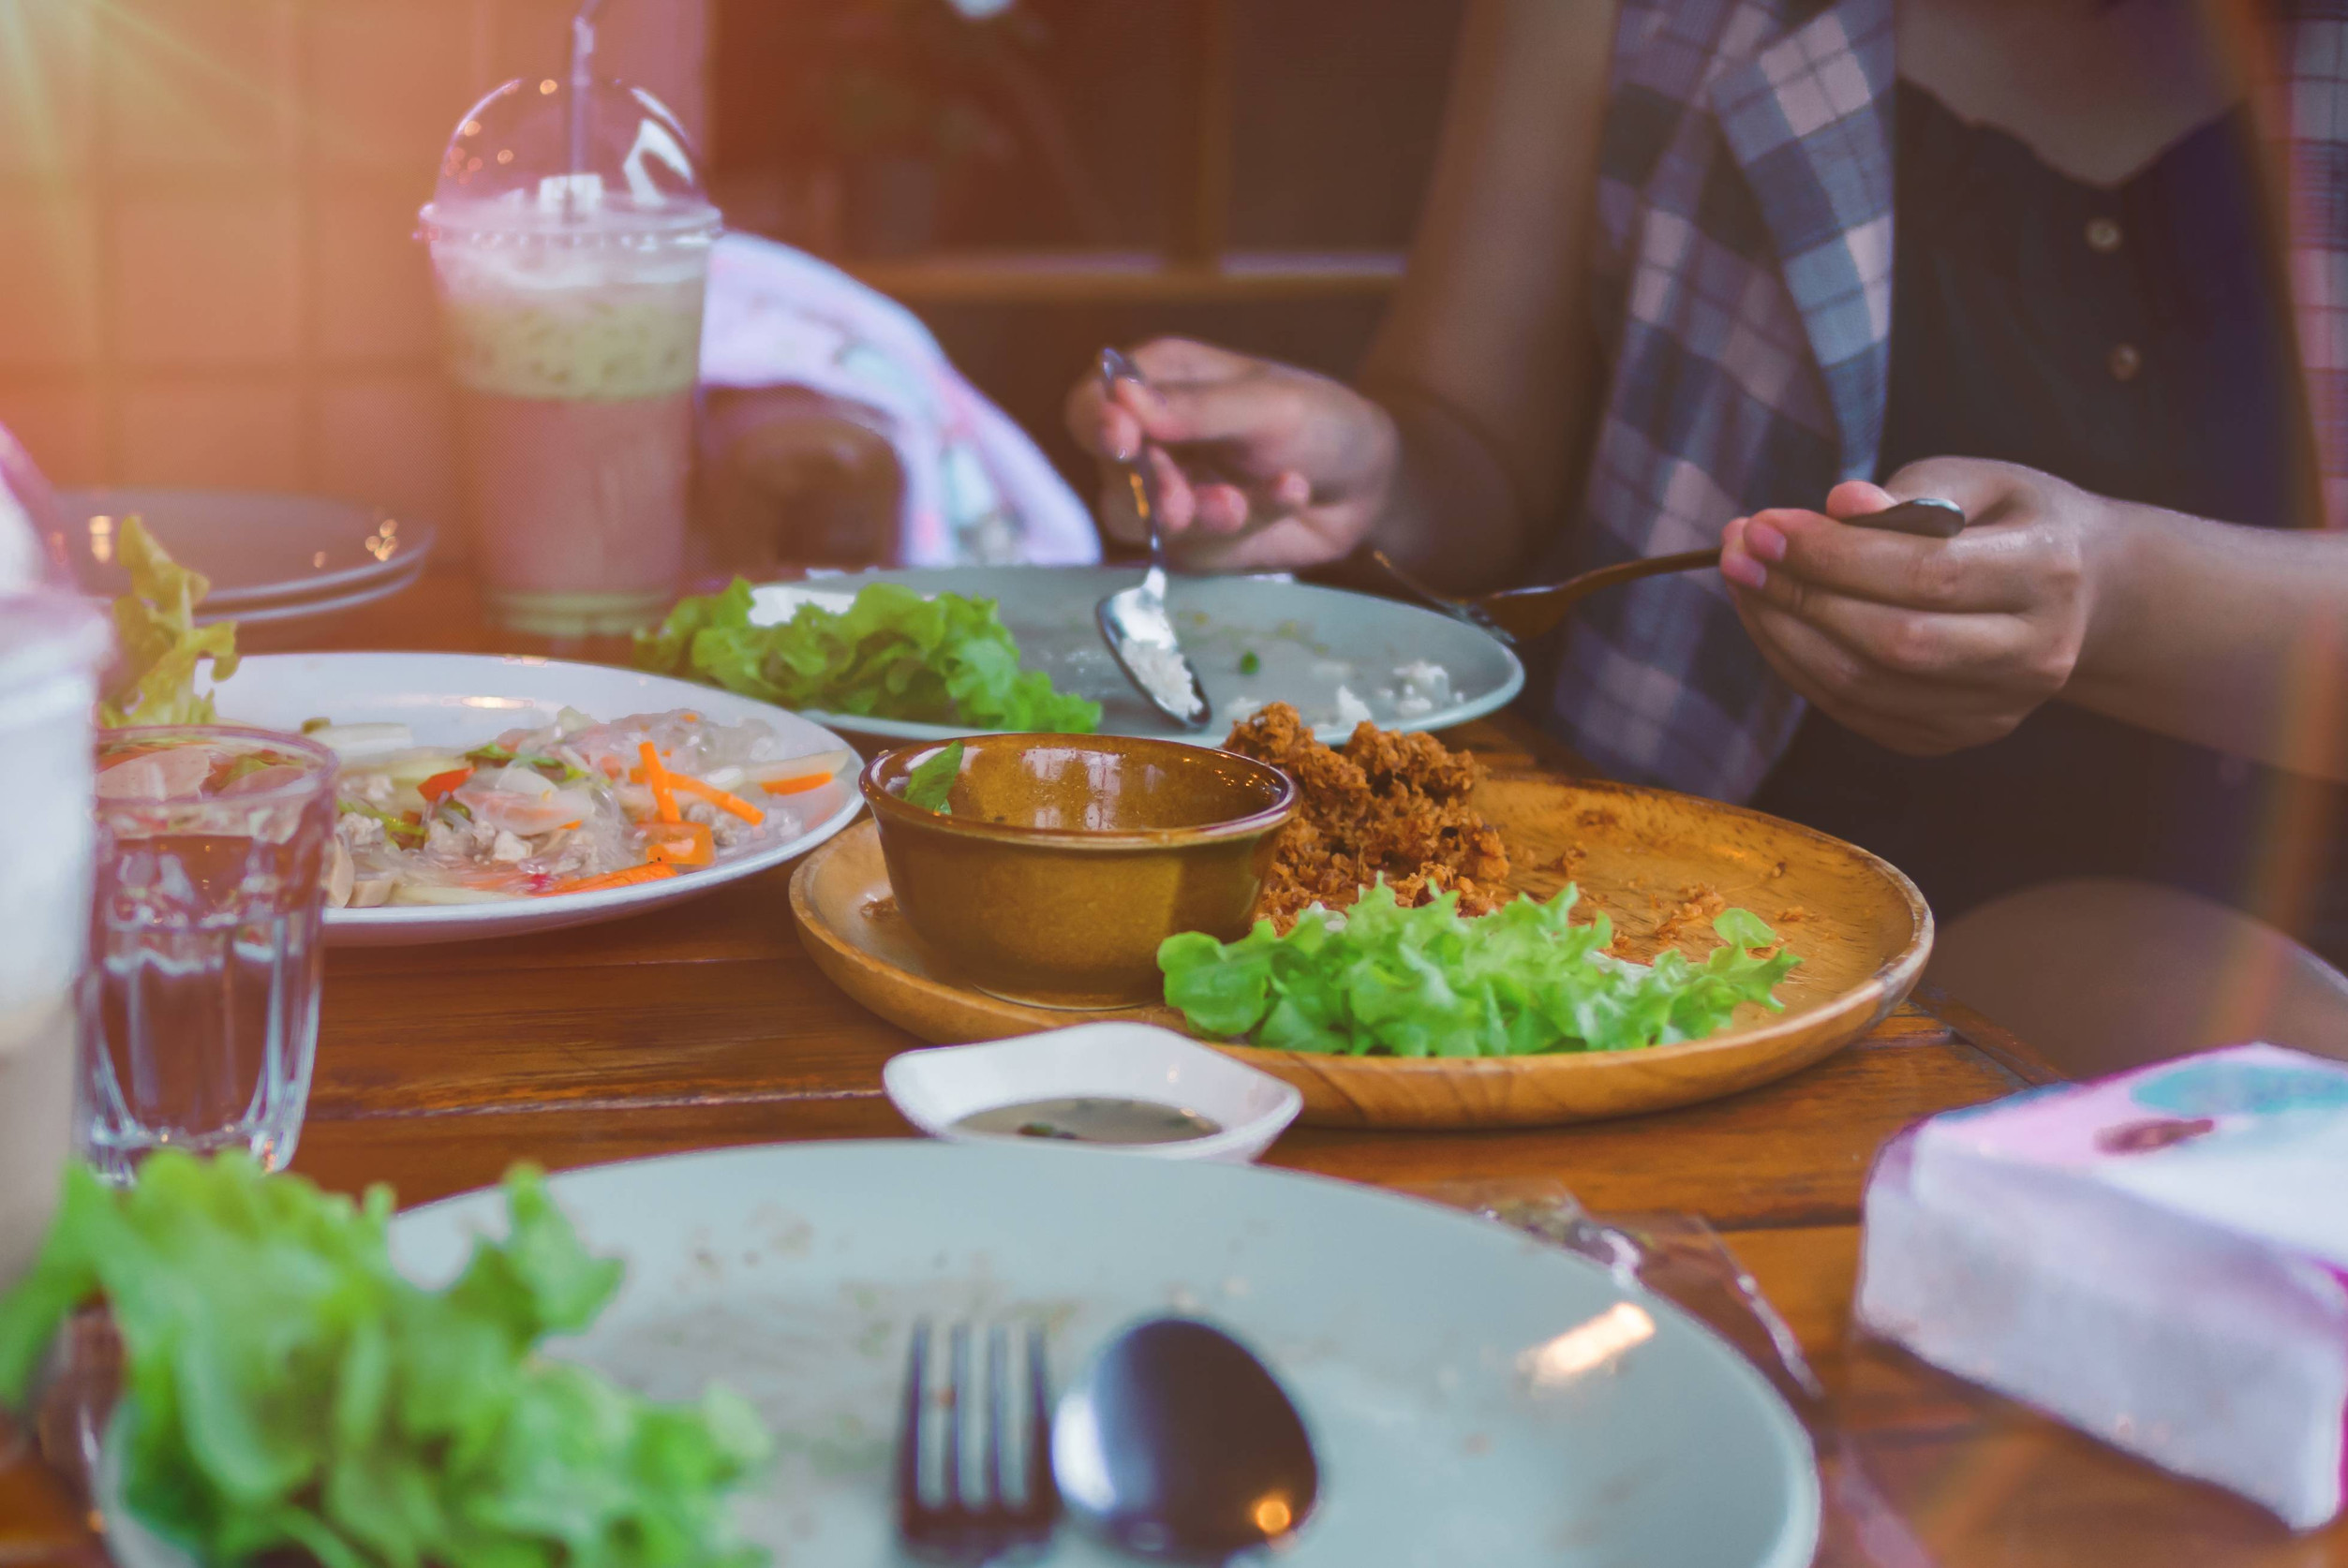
2086,216,2123,253
2108,343,2143,381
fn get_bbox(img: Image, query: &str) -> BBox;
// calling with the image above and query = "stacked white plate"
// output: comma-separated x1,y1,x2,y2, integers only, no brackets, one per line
57,488,436,632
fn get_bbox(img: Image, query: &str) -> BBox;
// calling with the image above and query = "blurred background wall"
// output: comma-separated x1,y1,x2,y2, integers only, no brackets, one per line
0,0,1461,536
0,0,706,529
708,0,1464,498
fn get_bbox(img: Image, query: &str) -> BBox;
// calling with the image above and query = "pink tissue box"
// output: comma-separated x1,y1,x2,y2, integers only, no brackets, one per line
1856,1043,2348,1529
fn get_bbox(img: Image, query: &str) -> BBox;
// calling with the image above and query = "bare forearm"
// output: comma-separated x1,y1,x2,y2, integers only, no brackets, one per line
2072,504,2348,780
1356,382,1537,592
1347,0,1617,596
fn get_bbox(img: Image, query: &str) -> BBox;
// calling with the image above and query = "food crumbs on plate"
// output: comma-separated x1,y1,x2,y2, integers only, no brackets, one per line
1602,885,1731,963
1775,906,1809,924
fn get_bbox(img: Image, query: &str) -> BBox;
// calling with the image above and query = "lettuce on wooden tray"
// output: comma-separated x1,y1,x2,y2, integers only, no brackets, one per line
1158,881,1799,1057
637,579,1100,733
0,1153,769,1568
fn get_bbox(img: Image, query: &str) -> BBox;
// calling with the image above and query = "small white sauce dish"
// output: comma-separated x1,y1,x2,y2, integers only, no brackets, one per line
882,1023,1303,1163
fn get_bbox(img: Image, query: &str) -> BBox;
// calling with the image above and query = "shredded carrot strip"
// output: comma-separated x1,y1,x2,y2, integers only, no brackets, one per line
669,773,765,824
761,772,834,796
548,864,677,896
638,741,680,823
418,766,472,805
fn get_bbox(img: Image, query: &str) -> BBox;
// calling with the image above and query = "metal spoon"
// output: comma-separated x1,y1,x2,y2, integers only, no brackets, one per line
1366,495,1969,646
1053,1316,1318,1563
1094,349,1212,730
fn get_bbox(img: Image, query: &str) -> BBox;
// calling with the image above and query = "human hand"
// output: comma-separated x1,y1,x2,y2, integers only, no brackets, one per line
1062,337,1400,573
1717,457,2118,756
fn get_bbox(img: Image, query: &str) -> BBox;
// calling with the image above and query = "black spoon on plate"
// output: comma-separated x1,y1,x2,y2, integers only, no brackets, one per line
1053,1316,1320,1563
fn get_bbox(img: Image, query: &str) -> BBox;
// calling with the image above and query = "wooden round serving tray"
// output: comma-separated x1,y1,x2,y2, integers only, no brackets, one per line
790,771,1932,1129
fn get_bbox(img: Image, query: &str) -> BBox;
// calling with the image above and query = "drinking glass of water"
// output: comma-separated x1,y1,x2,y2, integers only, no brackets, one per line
85,726,336,1180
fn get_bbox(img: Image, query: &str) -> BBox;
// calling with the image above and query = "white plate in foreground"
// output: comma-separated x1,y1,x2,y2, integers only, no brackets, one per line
104,1144,1820,1568
749,567,1525,744
383,1143,1813,1566
214,652,862,947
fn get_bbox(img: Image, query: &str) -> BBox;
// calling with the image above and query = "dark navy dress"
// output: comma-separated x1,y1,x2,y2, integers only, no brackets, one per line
1752,83,2346,958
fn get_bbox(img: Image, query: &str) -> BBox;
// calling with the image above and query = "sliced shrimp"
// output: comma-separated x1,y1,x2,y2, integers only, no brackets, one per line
456,784,598,838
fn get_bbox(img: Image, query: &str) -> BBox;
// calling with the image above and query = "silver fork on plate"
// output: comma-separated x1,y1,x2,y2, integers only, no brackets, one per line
897,1319,1060,1562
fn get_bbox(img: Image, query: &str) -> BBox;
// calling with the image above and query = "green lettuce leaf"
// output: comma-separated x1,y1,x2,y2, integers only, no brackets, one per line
635,580,1100,733
1160,881,1799,1058
0,1153,769,1568
97,516,239,728
902,739,963,814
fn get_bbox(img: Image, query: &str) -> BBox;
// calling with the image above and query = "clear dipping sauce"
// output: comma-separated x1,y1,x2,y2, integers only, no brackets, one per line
953,1097,1224,1146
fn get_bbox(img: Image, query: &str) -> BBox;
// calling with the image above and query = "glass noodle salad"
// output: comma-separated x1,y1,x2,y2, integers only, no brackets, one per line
314,708,847,907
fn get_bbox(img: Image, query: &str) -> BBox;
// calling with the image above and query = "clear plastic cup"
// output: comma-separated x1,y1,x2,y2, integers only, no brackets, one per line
84,727,337,1180
420,78,721,637
0,590,109,1290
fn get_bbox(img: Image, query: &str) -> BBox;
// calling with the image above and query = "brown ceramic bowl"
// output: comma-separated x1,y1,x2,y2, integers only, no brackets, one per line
859,733,1299,1009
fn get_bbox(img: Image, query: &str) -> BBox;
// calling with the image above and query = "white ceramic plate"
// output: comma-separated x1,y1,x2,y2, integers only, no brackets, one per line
748,567,1524,744
882,1022,1304,1162
98,1142,1827,1567
212,652,862,946
57,488,435,606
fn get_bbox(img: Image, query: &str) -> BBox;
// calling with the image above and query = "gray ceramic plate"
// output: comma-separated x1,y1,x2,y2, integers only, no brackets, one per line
749,567,1524,744
104,1142,1820,1567
56,488,434,607
203,552,427,629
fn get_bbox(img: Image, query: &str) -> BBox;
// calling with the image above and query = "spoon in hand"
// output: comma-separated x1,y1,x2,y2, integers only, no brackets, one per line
1094,348,1212,730
1053,1317,1319,1563
1368,496,1967,645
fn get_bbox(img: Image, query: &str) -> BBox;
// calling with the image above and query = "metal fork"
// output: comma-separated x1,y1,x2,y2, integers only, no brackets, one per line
897,1320,1059,1562
1361,495,1970,646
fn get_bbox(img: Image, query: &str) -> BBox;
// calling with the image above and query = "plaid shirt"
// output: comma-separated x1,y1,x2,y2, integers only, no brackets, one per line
1547,0,2348,801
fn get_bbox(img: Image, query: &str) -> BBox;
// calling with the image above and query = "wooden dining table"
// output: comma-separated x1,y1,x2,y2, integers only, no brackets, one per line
3,569,2341,1568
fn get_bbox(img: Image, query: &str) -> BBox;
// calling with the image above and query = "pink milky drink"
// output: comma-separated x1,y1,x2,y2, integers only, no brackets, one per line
422,79,721,637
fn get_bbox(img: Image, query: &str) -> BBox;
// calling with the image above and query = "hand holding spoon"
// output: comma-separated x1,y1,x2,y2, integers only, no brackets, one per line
1094,349,1212,730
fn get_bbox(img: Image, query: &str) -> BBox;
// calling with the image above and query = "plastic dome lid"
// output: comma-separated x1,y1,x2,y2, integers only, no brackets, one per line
418,77,721,244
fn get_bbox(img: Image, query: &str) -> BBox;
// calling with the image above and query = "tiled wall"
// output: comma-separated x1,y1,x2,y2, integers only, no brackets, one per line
0,0,708,536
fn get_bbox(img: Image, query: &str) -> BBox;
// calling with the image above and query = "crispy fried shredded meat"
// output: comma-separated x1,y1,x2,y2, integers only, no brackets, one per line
1225,703,1512,928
